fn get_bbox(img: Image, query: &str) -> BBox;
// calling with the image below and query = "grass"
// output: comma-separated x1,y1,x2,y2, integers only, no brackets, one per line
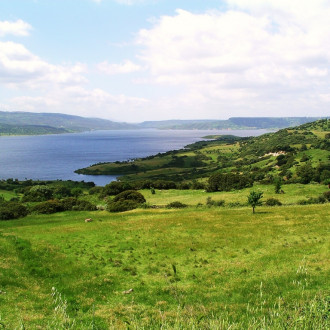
0,196,329,328
142,183,328,207
0,190,18,201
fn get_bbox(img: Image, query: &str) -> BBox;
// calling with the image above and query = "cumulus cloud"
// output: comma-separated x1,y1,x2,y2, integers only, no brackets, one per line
0,41,87,89
97,60,142,75
0,23,146,121
135,1,330,117
0,19,32,37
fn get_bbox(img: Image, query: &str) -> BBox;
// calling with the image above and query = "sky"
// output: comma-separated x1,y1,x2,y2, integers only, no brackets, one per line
0,0,329,122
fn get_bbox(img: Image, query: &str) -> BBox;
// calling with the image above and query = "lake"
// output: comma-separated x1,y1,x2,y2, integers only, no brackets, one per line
0,129,270,186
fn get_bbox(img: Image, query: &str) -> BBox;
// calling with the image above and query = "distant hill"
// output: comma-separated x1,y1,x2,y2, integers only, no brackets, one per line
0,111,327,136
76,119,330,185
0,123,69,136
0,111,137,133
139,117,325,130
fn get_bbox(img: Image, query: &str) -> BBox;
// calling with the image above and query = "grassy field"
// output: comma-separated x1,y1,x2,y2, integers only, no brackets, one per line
141,183,328,207
0,193,329,328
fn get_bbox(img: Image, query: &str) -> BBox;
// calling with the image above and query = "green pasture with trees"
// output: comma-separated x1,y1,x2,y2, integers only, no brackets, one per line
0,119,329,328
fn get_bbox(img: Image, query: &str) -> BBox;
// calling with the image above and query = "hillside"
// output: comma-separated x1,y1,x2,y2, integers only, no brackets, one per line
0,198,328,328
0,111,326,136
140,117,324,130
76,119,330,186
0,123,69,135
0,163,329,328
0,111,137,133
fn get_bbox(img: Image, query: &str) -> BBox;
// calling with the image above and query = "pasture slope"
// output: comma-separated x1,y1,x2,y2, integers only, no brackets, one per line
0,186,329,329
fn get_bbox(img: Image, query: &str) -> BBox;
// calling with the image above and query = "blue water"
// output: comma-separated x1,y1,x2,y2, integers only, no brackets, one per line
0,129,269,186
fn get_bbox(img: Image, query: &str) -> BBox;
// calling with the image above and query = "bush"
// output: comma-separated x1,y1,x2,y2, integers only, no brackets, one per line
227,202,246,208
102,181,133,196
207,173,253,192
71,188,83,197
113,190,146,204
22,185,53,202
60,197,78,211
177,182,191,190
107,190,146,212
31,199,64,214
265,198,282,206
191,180,206,190
297,195,327,205
206,197,225,207
107,200,138,212
72,200,97,211
89,187,103,195
53,186,72,199
0,201,28,220
152,180,177,189
323,191,330,202
166,201,187,209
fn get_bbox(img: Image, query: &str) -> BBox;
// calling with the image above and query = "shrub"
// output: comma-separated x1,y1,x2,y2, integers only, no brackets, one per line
207,173,253,192
60,197,78,211
89,187,103,195
191,180,206,190
297,195,327,205
53,186,72,199
152,180,177,189
31,199,64,214
265,198,282,206
0,201,28,220
323,191,330,202
102,181,133,196
22,185,53,202
107,200,138,212
177,182,191,190
227,202,246,208
206,197,225,207
113,190,146,204
71,188,83,197
107,190,146,212
166,201,187,209
72,200,97,211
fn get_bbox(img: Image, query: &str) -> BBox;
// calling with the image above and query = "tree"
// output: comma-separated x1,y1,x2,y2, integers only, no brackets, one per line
274,178,282,194
247,191,263,214
296,162,315,184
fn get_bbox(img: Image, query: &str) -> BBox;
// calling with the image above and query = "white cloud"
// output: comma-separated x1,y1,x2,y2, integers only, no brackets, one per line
0,25,148,121
97,60,142,75
135,2,330,118
0,41,87,89
2,2,330,122
0,19,32,37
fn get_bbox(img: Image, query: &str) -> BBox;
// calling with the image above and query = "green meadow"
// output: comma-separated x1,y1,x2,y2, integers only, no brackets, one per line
0,186,329,329
142,183,329,207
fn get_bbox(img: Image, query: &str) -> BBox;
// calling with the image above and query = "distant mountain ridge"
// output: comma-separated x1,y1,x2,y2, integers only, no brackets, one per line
140,117,325,130
0,123,69,135
0,111,327,136
0,111,136,133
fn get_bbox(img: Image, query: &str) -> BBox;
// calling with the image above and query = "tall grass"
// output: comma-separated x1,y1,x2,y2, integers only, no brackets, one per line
0,202,328,328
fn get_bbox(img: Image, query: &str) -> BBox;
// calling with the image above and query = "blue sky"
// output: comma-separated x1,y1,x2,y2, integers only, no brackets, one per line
0,0,329,122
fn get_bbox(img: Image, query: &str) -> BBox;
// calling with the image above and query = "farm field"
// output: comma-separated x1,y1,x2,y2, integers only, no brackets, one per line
0,199,329,328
